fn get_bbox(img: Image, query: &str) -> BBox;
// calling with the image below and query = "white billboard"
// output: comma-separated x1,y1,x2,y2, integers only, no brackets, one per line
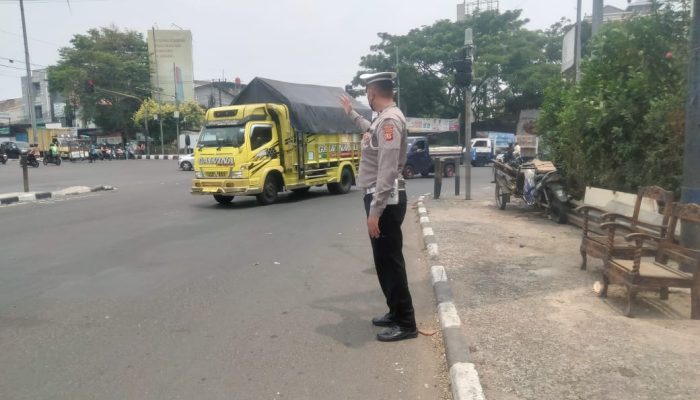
561,26,576,73
147,30,195,103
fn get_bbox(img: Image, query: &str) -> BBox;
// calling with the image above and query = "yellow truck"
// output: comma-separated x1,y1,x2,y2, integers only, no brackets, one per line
28,127,73,157
191,77,372,205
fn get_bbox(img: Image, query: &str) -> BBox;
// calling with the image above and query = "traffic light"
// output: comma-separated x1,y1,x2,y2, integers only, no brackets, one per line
454,58,473,88
86,79,95,93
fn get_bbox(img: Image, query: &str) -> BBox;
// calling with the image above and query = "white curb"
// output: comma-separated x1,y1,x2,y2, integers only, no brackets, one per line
431,265,448,284
438,302,462,329
450,363,486,400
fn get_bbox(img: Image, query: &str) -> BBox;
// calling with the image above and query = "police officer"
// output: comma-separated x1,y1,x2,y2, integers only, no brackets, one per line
340,72,417,342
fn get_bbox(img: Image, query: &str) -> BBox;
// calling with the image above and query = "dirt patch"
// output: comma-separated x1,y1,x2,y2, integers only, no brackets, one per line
425,191,700,400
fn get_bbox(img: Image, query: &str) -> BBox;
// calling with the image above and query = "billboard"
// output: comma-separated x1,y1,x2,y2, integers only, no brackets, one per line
561,26,576,73
147,30,195,103
405,117,459,134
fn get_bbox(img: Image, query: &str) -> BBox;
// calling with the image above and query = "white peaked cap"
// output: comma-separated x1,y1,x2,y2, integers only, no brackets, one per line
359,72,397,85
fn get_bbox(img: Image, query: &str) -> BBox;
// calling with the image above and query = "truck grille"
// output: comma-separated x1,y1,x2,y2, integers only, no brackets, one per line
205,171,229,178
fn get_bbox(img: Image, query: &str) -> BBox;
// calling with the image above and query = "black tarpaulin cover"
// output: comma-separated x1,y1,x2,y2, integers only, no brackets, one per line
232,77,372,134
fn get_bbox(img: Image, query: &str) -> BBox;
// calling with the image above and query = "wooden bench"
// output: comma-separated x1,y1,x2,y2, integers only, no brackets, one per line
576,186,674,270
599,202,700,318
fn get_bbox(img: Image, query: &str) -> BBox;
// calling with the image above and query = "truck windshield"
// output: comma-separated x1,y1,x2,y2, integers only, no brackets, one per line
198,125,245,148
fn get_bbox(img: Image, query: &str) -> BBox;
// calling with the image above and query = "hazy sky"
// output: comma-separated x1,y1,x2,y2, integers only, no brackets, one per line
0,0,632,100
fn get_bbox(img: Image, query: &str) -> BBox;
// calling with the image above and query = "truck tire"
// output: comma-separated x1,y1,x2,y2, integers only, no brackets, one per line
402,165,416,179
328,166,352,195
443,163,455,177
257,174,279,205
213,195,233,204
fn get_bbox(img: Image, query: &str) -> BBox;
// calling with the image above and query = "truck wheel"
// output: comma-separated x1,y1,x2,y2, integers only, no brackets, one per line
402,165,416,179
257,174,279,205
443,163,455,177
56,157,61,166
495,181,507,210
214,195,234,204
328,166,352,195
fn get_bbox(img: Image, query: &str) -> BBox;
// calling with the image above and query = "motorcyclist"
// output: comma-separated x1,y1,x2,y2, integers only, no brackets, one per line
49,141,59,161
25,145,39,164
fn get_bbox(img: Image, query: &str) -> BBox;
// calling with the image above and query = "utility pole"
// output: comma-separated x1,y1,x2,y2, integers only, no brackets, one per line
592,0,604,36
575,0,583,82
682,0,700,264
174,63,180,156
396,46,401,111
19,0,37,145
152,27,165,155
463,28,474,200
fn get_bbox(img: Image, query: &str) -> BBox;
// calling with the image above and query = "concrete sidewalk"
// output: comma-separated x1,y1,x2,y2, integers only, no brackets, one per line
421,185,699,400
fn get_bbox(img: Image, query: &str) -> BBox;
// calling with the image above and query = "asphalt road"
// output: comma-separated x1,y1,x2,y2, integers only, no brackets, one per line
0,160,489,400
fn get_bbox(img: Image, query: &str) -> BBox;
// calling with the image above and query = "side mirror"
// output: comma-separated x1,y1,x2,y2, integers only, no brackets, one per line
237,131,245,144
185,134,191,146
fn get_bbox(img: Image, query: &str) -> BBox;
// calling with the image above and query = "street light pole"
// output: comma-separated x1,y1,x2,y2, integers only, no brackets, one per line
681,0,700,267
575,0,583,83
19,0,38,144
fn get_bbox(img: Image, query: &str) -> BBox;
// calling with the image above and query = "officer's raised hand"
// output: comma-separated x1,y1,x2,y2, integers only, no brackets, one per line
340,94,353,116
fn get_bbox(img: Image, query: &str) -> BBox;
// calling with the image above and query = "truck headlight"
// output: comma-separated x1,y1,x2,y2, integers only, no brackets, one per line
195,172,204,178
230,170,243,178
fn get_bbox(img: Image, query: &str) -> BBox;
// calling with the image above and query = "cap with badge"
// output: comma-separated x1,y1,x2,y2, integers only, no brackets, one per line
359,72,396,86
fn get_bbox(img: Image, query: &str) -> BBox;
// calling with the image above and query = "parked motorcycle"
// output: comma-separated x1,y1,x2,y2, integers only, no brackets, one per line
0,152,7,165
493,157,569,224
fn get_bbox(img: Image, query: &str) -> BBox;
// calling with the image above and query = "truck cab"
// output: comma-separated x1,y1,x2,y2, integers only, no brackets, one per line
470,138,494,167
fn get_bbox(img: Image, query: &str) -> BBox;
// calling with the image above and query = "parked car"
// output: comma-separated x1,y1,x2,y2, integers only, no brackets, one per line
179,153,194,171
0,141,29,159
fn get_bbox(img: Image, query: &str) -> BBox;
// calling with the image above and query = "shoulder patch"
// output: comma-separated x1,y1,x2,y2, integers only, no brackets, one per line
383,124,394,141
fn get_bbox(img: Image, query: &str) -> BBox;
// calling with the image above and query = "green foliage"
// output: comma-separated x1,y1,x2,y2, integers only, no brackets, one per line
352,10,564,131
48,26,150,133
538,1,689,196
132,99,204,145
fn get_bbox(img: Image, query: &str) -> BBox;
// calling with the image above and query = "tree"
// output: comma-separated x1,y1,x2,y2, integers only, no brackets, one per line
48,26,150,134
351,10,563,132
132,99,204,146
538,1,689,195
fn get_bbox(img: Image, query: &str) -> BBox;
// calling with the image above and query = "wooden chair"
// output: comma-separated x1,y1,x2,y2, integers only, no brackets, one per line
577,186,674,270
599,202,700,319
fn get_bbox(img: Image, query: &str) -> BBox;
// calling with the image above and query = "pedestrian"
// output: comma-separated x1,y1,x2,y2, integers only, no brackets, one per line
340,72,417,342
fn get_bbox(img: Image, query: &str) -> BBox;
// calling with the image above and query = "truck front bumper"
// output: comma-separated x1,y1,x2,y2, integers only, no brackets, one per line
191,179,262,196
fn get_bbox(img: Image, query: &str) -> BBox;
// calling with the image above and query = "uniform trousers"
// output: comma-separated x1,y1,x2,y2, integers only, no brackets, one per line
363,191,416,329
